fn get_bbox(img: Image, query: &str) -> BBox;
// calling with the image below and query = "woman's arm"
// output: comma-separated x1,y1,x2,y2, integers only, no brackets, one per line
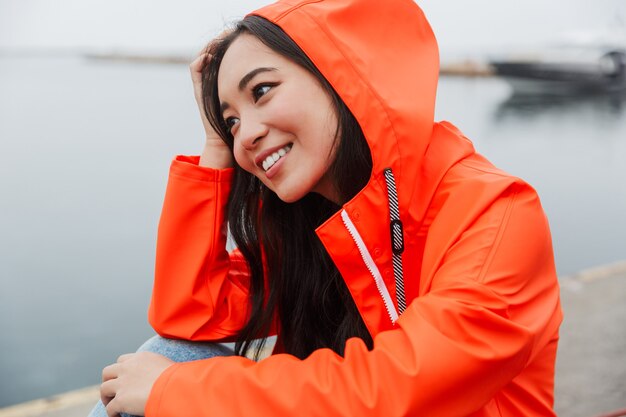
147,157,251,341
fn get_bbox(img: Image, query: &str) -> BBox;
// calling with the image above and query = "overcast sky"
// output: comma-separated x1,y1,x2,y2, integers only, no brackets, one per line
1,0,625,57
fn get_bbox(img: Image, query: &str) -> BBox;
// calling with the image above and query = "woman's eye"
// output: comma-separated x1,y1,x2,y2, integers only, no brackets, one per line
225,116,239,132
252,84,273,102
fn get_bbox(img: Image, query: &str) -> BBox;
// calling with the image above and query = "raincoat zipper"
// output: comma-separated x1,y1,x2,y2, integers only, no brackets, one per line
341,209,399,324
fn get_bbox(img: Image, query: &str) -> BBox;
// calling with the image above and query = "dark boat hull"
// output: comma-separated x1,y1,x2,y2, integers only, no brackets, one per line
491,51,626,95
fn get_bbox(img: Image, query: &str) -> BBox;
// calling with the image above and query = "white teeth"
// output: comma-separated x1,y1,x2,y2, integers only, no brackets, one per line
261,144,292,172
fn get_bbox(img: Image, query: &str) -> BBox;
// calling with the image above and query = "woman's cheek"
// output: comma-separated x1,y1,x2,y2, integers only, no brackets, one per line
233,147,254,174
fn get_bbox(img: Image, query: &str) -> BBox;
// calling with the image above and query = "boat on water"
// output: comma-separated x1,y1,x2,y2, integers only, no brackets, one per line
490,43,626,95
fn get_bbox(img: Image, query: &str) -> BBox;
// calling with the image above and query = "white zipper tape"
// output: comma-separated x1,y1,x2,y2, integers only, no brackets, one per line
341,209,399,324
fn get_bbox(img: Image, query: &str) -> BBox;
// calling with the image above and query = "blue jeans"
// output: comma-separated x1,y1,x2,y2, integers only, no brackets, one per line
87,335,234,417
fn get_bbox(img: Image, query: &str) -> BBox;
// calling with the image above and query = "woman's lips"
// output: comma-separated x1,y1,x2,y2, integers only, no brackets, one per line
264,150,289,179
256,143,293,172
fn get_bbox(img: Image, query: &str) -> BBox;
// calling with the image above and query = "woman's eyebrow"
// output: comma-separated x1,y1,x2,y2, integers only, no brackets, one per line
238,67,277,91
221,67,278,115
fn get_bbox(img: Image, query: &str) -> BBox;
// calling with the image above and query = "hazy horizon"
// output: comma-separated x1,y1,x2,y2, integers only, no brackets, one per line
1,0,625,60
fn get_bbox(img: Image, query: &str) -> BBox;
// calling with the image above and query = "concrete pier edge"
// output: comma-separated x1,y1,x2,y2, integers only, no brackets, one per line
0,385,99,417
560,259,626,282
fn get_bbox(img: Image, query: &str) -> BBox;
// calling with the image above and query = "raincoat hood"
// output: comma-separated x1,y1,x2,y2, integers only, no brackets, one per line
252,0,440,176
251,0,476,333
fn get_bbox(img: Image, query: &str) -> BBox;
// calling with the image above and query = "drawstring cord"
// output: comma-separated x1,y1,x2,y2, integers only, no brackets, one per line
383,168,407,315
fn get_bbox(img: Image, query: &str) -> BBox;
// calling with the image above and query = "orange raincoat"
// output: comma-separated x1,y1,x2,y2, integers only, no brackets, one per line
146,0,563,415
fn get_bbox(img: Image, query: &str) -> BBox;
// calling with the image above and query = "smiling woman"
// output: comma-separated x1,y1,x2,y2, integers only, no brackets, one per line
89,1,562,416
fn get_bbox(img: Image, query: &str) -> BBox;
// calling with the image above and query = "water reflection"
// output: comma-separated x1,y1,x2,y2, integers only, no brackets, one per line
494,90,626,120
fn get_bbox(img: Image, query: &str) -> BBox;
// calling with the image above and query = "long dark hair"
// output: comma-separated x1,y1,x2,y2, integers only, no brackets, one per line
202,15,373,360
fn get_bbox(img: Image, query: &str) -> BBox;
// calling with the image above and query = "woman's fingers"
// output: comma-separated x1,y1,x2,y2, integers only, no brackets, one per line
100,378,117,407
117,353,134,363
102,363,118,382
190,52,209,73
104,396,122,417
190,29,232,79
100,354,130,405
190,53,209,86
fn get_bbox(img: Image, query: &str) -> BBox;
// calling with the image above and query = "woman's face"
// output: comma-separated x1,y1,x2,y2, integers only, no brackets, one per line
217,34,339,204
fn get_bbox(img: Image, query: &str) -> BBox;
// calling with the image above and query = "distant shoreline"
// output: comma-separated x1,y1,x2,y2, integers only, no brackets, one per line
83,52,190,65
0,49,495,76
83,52,495,76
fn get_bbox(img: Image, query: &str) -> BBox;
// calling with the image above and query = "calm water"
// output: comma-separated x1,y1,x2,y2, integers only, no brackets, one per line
1,56,625,406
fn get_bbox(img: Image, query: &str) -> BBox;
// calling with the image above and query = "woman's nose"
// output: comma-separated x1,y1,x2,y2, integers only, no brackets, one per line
237,115,269,151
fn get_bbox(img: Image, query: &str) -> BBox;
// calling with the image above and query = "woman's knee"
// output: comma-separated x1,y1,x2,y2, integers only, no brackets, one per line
135,335,234,363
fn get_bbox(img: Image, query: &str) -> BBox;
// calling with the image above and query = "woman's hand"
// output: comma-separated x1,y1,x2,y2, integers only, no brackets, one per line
190,49,234,169
100,352,174,417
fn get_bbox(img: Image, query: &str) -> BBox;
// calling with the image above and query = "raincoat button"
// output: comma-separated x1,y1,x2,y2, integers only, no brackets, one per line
353,210,360,221
374,247,382,257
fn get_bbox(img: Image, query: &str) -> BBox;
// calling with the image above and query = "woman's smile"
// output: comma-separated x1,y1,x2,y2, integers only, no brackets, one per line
256,142,293,175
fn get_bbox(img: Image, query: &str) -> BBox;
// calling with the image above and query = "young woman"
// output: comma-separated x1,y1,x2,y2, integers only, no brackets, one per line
94,0,563,416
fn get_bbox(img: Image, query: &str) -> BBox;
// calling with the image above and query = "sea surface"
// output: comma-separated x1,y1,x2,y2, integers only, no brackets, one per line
1,55,625,406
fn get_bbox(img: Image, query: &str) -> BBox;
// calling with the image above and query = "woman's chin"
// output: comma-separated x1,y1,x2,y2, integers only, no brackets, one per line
275,190,304,204
269,182,310,203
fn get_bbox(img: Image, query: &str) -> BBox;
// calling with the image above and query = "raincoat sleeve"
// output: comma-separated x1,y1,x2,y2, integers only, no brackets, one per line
145,182,561,416
148,155,251,341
